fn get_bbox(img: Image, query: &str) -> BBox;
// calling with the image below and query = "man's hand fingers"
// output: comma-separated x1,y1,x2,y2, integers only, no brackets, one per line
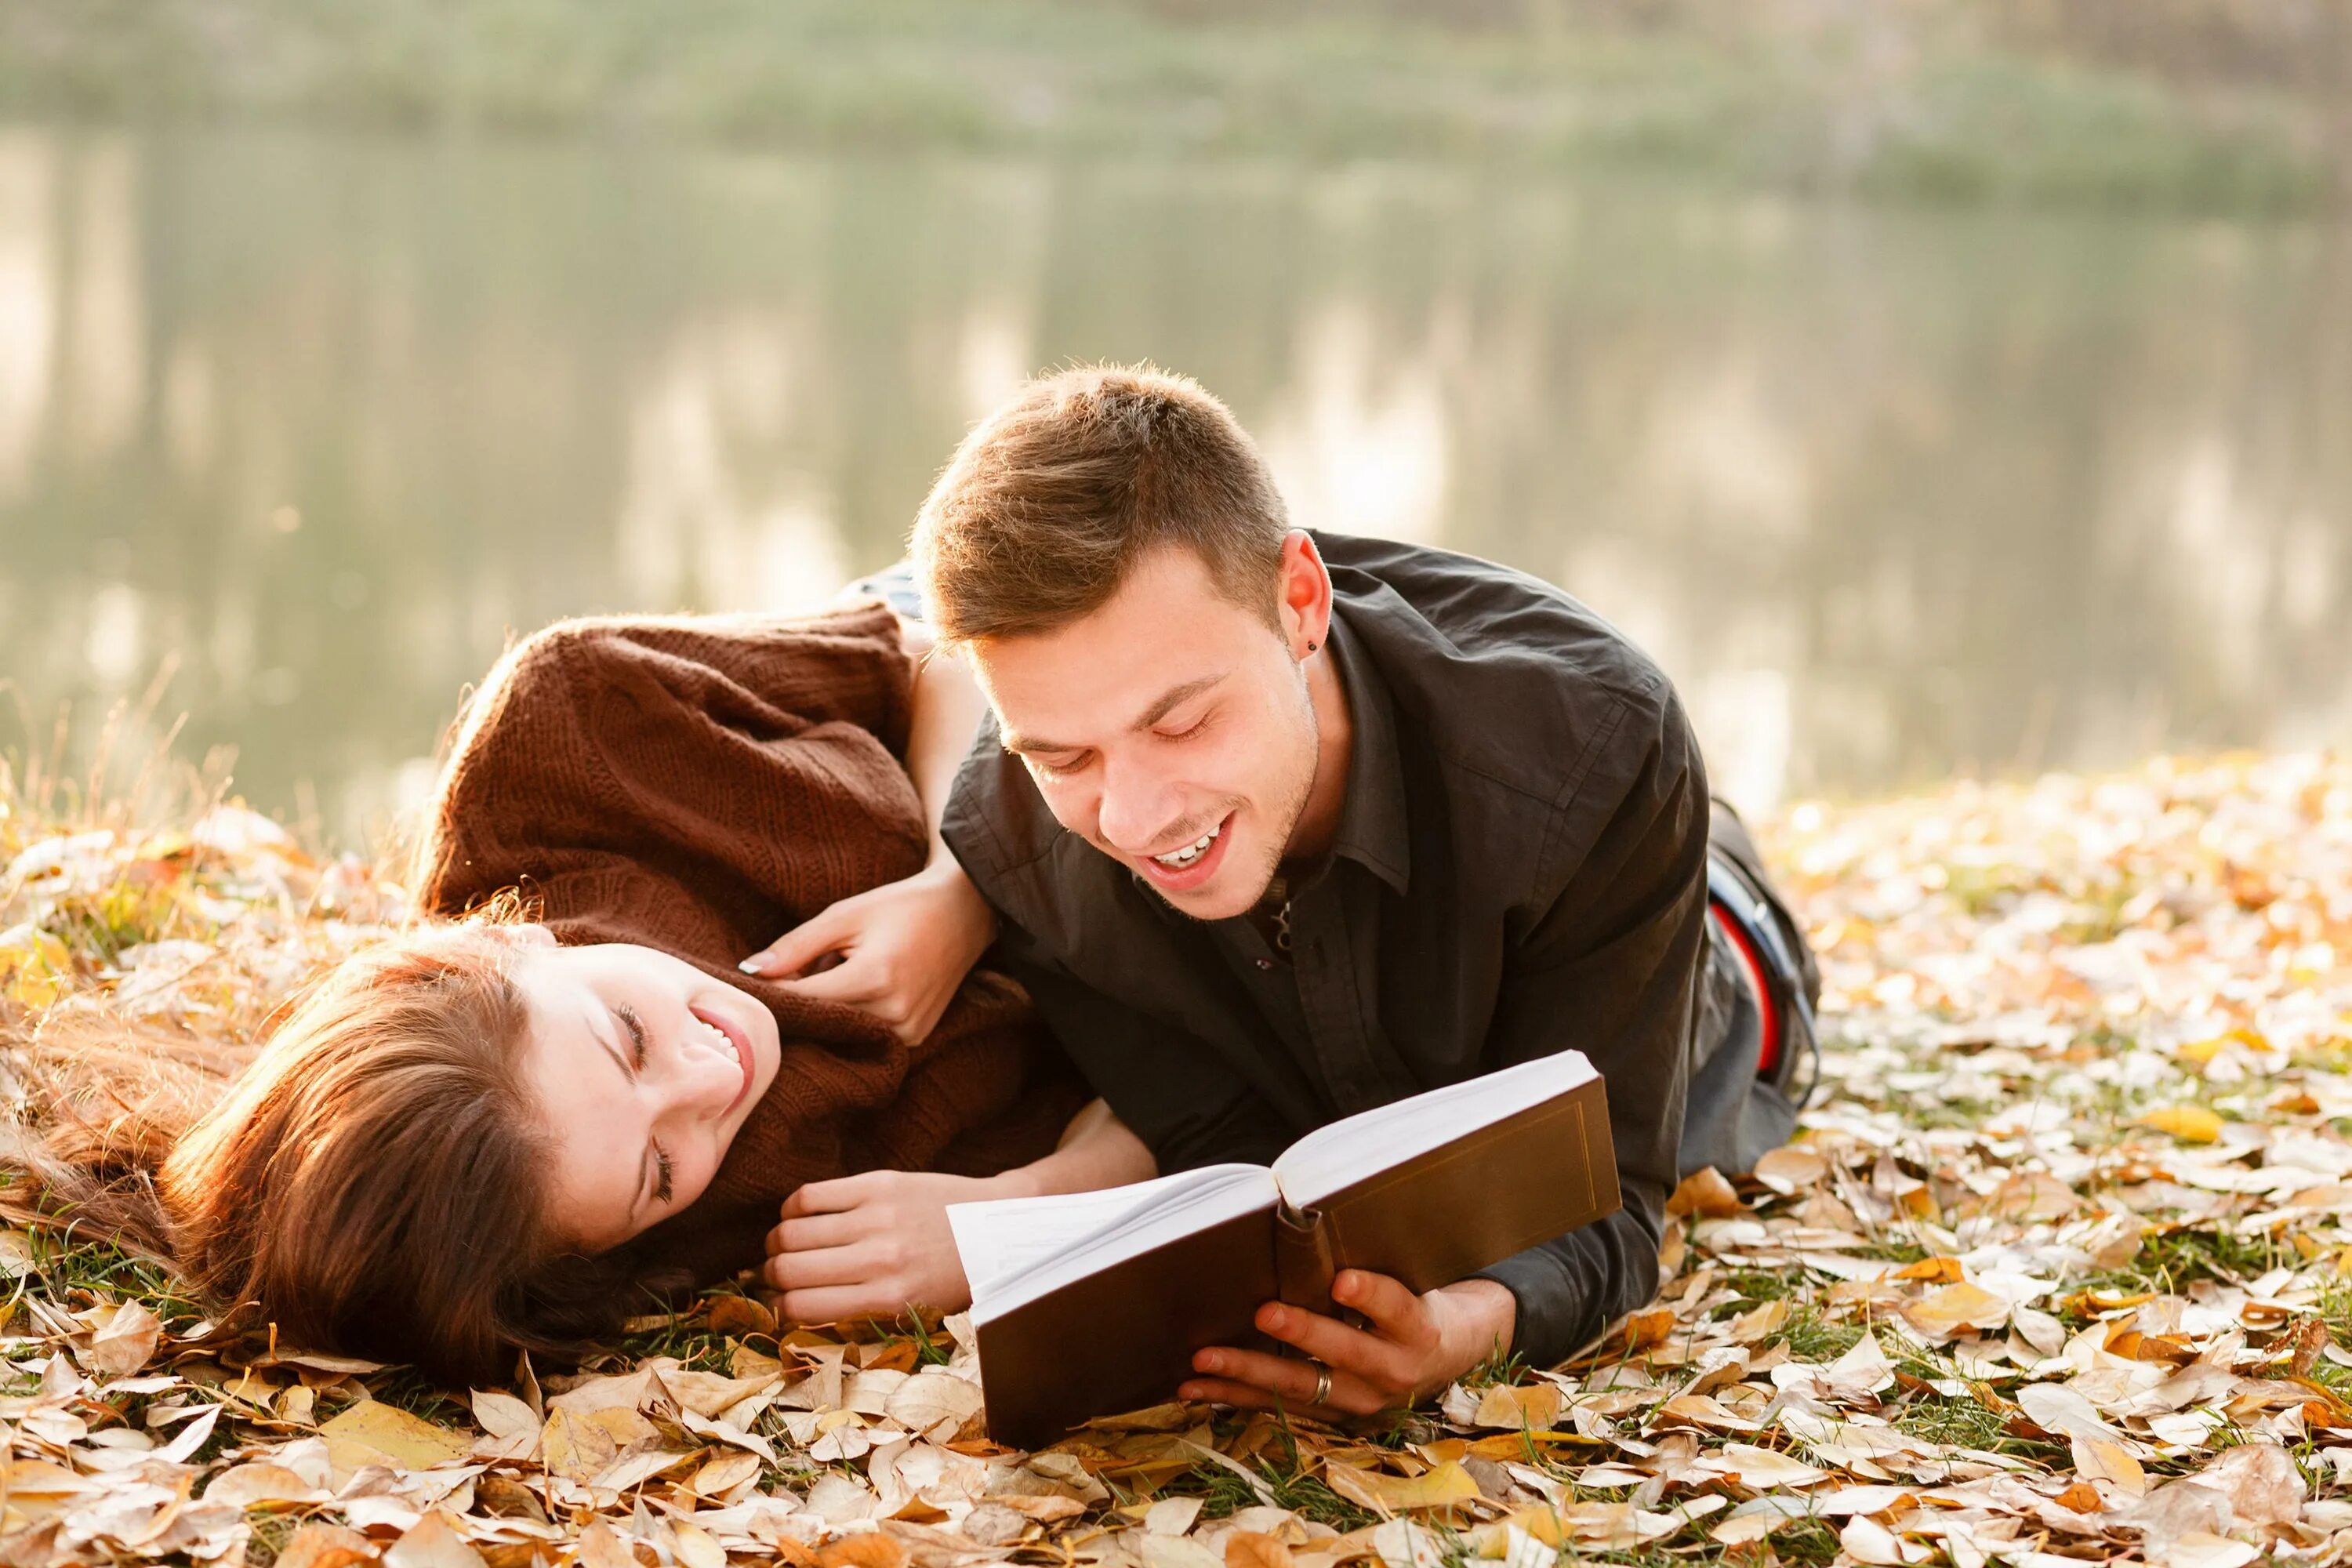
1174,1376,1287,1412
765,1211,867,1258
739,909,854,979
1181,1348,1374,1417
763,1243,881,1294
1254,1300,1414,1389
1331,1270,1436,1348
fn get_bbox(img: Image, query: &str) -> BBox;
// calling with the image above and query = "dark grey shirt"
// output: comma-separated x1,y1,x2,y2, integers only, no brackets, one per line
942,532,1720,1365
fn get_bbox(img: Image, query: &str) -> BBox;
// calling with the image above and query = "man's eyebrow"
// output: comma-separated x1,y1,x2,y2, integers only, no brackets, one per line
1131,674,1225,732
1002,674,1226,756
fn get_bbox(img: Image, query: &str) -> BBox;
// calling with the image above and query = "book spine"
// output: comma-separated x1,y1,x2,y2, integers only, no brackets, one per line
1272,1201,1337,1312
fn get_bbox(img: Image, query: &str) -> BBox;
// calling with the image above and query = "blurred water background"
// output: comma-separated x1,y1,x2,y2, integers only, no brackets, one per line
2,2,2348,847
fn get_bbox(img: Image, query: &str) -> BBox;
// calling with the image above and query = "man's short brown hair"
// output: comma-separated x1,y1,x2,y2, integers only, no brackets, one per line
912,364,1290,643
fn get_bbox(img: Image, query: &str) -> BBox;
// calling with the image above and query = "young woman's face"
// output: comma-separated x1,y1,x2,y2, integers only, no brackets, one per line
508,932,782,1251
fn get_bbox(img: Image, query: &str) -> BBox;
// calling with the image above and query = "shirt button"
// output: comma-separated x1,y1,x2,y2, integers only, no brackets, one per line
1255,959,1274,971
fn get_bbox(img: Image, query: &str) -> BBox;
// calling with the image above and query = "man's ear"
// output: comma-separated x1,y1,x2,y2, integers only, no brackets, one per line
1276,530,1334,656
514,921,560,949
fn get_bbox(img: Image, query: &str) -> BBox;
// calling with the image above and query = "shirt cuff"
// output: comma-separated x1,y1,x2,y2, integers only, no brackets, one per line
1472,1247,1584,1370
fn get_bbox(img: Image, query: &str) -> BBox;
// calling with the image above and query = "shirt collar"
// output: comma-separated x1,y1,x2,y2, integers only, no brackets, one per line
1318,608,1412,897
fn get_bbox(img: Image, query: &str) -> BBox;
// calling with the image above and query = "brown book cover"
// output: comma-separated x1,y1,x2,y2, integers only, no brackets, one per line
968,1071,1617,1450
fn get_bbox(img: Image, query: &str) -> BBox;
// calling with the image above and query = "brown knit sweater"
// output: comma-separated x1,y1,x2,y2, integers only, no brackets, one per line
415,604,1085,1286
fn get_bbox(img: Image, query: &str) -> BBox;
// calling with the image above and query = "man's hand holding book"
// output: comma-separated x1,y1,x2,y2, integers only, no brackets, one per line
1181,1269,1517,1417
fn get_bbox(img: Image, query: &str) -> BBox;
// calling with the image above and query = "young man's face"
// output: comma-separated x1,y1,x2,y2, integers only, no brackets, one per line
967,540,1326,923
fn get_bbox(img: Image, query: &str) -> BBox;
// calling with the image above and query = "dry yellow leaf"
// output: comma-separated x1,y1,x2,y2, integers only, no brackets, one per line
1472,1382,1563,1430
1899,1281,2013,1342
2137,1105,2225,1142
540,1403,661,1483
673,1521,728,1568
319,1399,472,1479
2071,1435,2148,1500
1324,1460,1483,1515
383,1512,487,1568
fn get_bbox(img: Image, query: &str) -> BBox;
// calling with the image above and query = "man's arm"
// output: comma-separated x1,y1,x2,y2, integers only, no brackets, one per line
1467,691,1709,1365
739,621,998,1044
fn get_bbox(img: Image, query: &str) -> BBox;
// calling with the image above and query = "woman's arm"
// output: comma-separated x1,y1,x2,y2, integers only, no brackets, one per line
761,1099,1157,1323
737,620,999,1044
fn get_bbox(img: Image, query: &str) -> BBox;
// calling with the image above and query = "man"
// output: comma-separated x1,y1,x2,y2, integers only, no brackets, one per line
756,365,1817,1416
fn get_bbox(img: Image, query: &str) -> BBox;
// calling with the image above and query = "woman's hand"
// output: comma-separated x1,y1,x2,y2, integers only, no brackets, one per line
763,1170,996,1323
739,862,996,1045
763,1104,1155,1326
1178,1271,1517,1418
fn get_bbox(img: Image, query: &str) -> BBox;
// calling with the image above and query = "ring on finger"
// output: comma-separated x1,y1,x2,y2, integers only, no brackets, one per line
1308,1362,1334,1406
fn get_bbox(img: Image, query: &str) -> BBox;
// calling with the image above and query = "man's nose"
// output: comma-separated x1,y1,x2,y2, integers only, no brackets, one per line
1094,756,1181,855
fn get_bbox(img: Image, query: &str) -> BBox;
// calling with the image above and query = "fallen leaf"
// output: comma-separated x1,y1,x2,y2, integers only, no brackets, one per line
1900,1281,2013,1342
2139,1105,2226,1143
80,1300,163,1377
319,1399,472,1478
383,1512,488,1568
1225,1530,1298,1568
1325,1460,1483,1515
274,1523,383,1568
1668,1167,1745,1217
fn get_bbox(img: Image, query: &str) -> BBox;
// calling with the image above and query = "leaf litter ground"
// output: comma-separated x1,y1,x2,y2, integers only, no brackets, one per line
4,751,2352,1567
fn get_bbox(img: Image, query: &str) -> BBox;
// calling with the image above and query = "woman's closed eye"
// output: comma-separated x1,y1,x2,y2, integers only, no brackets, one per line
652,1145,674,1206
616,1003,648,1071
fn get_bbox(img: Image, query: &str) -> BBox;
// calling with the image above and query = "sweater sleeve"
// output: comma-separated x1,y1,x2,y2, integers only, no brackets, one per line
417,604,923,933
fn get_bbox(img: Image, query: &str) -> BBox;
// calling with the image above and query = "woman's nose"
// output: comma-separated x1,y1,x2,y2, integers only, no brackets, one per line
657,1025,744,1116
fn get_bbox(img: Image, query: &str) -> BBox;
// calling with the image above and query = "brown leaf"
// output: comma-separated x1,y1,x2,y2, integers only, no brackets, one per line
1226,1531,1298,1568
1667,1167,1744,1218
706,1294,778,1338
818,1534,910,1568
274,1524,383,1568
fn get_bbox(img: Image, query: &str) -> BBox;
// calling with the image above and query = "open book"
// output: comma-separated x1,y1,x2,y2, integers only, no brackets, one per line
949,1050,1617,1447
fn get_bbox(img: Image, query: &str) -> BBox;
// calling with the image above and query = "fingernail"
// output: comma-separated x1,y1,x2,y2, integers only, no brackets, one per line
738,958,764,975
1263,1307,1287,1331
1196,1353,1221,1374
1179,1384,1206,1400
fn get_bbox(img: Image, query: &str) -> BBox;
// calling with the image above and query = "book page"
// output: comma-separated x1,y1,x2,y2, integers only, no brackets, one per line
1271,1049,1598,1208
947,1180,1186,1301
949,1164,1281,1323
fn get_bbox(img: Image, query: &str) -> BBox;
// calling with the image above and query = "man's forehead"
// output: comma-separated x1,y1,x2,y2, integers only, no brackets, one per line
985,659,1228,750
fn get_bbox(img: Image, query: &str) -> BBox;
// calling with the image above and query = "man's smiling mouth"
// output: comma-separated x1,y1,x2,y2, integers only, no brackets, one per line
1152,819,1223,868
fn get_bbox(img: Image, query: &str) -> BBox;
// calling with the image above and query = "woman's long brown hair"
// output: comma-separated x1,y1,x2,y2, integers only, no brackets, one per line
18,920,659,1382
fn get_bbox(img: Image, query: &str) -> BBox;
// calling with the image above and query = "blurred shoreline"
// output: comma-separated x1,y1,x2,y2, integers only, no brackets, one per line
2,0,2345,216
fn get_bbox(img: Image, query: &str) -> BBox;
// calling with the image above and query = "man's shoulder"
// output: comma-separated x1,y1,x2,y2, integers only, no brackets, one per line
1318,532,1686,809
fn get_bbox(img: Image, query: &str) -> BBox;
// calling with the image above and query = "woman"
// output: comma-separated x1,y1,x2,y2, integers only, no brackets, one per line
36,602,1152,1381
